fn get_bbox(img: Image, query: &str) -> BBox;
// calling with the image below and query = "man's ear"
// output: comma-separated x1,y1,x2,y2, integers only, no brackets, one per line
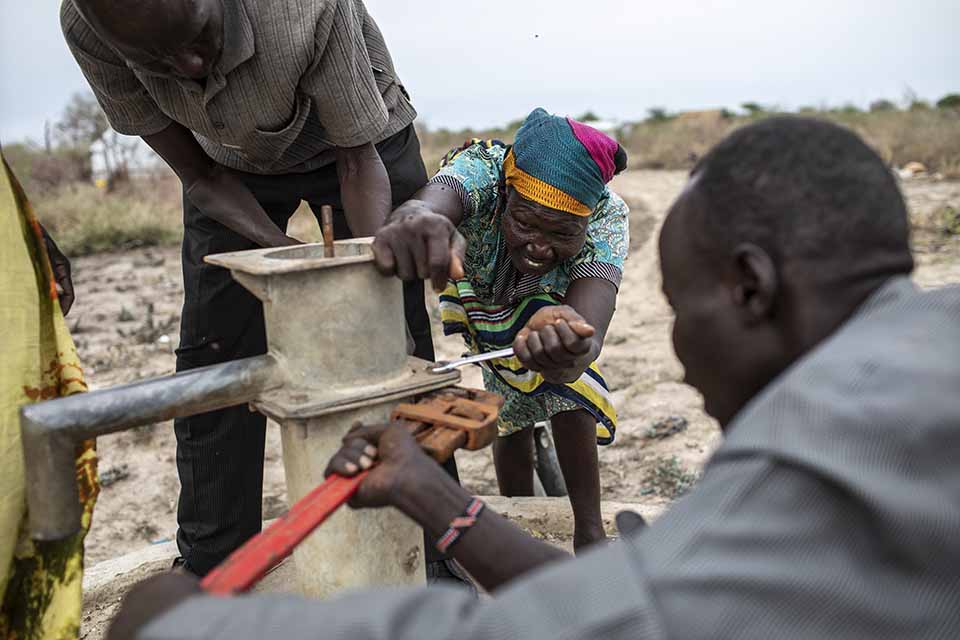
730,243,778,323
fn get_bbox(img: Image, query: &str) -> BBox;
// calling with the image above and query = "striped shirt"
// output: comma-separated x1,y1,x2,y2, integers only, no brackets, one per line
142,277,960,639
60,0,417,174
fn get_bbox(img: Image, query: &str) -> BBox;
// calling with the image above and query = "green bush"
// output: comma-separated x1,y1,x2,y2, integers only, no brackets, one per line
646,107,673,123
740,102,767,116
937,94,960,110
940,206,960,236
643,457,699,499
869,99,898,113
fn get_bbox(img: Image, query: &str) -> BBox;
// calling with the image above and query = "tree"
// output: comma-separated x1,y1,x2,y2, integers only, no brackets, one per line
741,102,767,117
51,93,109,182
646,107,673,123
936,94,960,110
576,111,601,123
901,87,931,112
56,92,109,149
834,103,862,115
56,91,137,189
96,130,139,188
869,99,898,113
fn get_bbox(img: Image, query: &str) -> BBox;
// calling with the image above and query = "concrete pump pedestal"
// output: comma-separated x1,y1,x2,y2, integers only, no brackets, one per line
278,402,423,597
206,239,458,598
20,238,457,597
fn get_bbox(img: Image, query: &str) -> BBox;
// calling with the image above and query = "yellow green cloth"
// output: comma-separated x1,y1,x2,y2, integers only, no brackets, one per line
0,152,99,639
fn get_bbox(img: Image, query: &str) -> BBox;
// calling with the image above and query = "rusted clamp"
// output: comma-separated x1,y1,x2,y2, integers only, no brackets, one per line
392,387,503,462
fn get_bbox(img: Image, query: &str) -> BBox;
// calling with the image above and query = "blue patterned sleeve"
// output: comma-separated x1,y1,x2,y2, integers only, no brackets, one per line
567,189,630,287
428,143,506,218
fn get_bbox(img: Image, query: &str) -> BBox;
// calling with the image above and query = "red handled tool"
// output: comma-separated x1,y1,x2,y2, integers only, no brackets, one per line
200,387,502,595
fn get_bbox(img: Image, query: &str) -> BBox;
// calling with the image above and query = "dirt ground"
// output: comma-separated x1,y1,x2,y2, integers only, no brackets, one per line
68,170,960,567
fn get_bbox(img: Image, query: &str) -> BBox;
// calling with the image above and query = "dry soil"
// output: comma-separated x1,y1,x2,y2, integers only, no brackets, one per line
66,171,960,567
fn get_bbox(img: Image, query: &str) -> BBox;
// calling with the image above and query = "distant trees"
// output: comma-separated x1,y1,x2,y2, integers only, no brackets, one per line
869,100,898,113
57,93,110,152
937,94,960,110
57,92,138,189
862,94,960,113
740,102,767,117
835,103,862,115
9,92,138,193
646,107,673,123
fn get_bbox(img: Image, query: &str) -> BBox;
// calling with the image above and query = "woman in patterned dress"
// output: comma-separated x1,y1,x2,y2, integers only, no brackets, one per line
373,108,629,550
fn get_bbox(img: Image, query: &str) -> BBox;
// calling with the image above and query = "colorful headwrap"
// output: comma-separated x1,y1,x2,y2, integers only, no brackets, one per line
505,107,621,217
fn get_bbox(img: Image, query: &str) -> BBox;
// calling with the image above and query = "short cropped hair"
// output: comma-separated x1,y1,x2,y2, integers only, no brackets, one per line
691,116,913,277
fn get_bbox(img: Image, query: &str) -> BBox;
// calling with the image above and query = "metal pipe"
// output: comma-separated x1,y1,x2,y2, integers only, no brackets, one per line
21,354,281,541
321,204,334,258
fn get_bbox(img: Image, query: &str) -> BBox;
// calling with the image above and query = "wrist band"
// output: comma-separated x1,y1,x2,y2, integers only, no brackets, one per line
435,498,485,554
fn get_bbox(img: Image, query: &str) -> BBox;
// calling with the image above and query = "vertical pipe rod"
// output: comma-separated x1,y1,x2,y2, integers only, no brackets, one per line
321,205,335,258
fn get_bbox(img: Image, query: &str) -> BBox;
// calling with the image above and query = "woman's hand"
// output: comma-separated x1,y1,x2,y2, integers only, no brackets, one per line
324,422,438,509
514,306,597,383
372,200,466,292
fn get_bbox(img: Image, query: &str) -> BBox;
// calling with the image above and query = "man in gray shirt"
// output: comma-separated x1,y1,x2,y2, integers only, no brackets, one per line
61,0,463,580
108,117,960,639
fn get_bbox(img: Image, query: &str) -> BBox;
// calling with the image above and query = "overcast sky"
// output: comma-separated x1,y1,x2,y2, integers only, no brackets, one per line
1,0,957,143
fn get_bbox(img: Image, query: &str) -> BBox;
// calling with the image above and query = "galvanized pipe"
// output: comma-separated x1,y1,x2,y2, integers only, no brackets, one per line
21,354,281,541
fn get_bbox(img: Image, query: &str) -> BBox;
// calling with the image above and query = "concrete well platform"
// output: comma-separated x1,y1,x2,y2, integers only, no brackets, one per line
80,496,664,640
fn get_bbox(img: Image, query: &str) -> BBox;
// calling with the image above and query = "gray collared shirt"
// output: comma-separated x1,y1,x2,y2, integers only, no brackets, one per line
140,277,960,639
60,0,417,174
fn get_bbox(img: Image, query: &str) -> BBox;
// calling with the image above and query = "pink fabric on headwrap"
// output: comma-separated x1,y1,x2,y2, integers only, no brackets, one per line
567,118,620,182
566,118,619,184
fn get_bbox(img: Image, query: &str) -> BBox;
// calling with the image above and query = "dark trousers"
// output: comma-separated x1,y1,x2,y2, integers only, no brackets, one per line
175,125,457,575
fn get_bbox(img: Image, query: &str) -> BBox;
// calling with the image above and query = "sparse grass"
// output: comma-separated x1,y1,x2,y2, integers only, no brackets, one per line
7,107,957,260
623,109,960,171
418,109,960,174
940,157,960,181
911,204,960,241
622,111,736,169
832,109,960,174
936,206,960,236
29,173,182,256
642,456,700,499
417,122,522,173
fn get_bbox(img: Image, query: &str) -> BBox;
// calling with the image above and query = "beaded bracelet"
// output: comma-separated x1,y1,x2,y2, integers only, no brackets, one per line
435,498,485,554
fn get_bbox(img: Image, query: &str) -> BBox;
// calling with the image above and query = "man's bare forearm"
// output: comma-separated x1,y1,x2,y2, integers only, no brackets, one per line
143,123,297,248
336,142,392,237
185,167,298,247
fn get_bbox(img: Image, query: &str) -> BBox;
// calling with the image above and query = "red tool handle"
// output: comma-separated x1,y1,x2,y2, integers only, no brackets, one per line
200,471,368,595
198,388,503,595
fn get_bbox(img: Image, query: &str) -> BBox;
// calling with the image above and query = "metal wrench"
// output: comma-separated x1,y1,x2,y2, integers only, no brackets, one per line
429,347,515,374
